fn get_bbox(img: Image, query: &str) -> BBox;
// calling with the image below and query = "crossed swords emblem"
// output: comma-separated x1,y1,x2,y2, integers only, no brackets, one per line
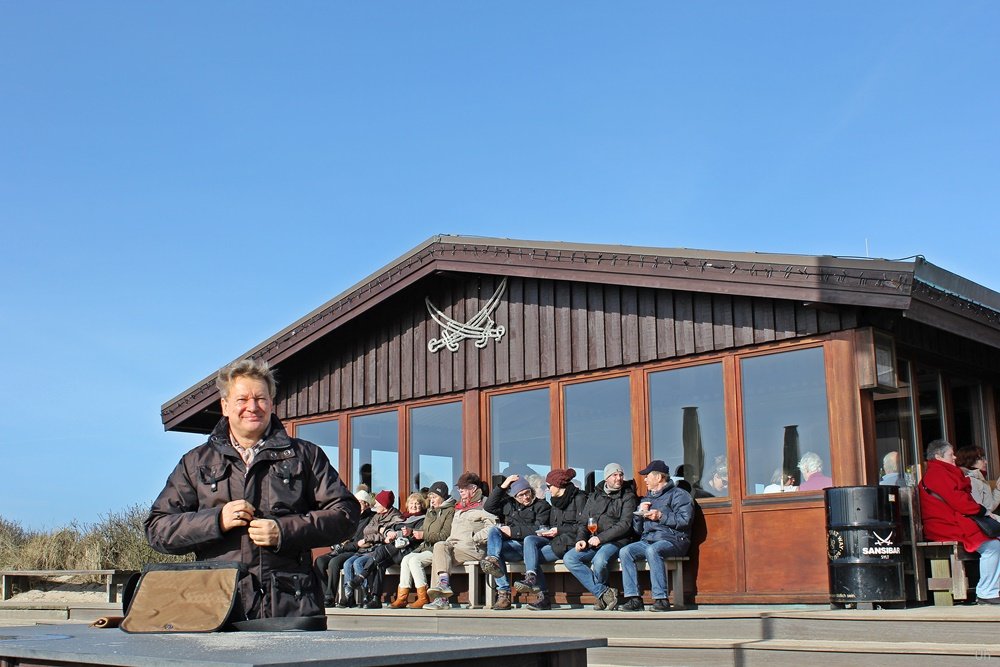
872,531,894,546
426,278,507,353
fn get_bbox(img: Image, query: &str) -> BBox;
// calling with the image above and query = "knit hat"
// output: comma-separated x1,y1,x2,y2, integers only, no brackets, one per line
545,468,576,489
375,489,395,509
603,462,625,480
428,481,451,500
354,490,375,506
509,478,533,497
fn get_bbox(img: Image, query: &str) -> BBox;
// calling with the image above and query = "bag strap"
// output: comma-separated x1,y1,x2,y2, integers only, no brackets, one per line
922,481,982,518
231,615,327,632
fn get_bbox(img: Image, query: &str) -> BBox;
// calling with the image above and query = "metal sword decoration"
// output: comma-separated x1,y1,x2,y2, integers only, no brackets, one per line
426,277,507,353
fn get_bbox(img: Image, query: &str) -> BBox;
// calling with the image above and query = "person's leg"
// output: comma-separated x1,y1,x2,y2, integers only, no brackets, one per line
645,541,685,600
429,542,455,600
562,548,600,595
314,553,333,600
619,542,645,599
485,526,504,558
522,535,546,579
398,552,416,589
590,543,621,587
410,551,433,589
533,542,558,592
977,539,1000,600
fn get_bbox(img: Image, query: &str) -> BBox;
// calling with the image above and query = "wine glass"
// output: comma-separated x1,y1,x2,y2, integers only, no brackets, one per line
587,517,598,536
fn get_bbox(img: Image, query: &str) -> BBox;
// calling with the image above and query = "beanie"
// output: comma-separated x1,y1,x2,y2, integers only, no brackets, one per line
375,489,395,509
545,468,576,489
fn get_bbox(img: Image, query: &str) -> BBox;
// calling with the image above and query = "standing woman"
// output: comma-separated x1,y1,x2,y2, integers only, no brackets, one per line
956,445,1000,513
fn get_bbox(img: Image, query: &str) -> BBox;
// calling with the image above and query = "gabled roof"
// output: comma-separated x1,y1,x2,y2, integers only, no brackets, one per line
161,234,1000,432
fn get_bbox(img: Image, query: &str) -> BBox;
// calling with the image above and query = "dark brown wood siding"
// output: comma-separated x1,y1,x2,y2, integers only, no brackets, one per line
275,274,859,419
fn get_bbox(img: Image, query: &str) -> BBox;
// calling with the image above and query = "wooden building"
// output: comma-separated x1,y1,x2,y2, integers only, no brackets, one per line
161,235,1000,604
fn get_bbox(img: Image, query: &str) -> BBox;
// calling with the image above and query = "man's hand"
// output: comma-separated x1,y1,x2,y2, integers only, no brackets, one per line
501,474,520,489
500,525,512,537
575,540,588,551
538,527,558,538
248,518,280,547
220,500,256,532
587,535,601,548
647,509,663,521
357,539,369,548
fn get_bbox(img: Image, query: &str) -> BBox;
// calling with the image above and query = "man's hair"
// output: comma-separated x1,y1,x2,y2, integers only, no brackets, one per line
955,445,985,470
882,451,899,474
925,439,953,461
216,358,277,399
797,452,823,474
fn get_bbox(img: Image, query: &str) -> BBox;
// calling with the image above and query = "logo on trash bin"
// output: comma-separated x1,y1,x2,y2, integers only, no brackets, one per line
827,529,845,560
862,530,900,558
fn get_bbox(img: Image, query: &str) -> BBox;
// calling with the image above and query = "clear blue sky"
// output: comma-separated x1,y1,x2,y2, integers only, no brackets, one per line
2,2,997,530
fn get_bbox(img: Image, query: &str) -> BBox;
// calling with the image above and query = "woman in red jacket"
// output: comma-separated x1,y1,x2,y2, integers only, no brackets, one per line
919,439,1000,604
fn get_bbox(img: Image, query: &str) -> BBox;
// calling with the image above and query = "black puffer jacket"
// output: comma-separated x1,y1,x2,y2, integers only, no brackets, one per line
547,485,588,557
574,479,639,547
146,416,359,620
484,486,552,540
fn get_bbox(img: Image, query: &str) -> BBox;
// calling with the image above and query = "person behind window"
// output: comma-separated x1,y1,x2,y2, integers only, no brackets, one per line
956,445,1000,513
763,468,798,493
920,439,1000,605
705,457,728,496
879,451,902,486
797,452,833,491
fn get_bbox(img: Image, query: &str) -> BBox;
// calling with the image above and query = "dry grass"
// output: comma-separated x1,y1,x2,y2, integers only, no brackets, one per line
0,504,192,574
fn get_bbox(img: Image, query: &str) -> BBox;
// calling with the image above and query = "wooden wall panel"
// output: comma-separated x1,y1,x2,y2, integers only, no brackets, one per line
691,511,738,595
275,275,863,420
742,505,828,594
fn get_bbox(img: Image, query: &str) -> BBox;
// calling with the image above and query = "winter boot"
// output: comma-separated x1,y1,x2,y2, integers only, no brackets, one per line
493,590,512,611
408,586,429,609
390,586,410,608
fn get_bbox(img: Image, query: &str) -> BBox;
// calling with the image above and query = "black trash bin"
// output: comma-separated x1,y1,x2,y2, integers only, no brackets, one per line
825,485,905,608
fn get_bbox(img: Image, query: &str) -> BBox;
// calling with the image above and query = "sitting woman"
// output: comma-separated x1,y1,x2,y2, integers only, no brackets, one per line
391,482,456,608
348,492,428,608
340,490,402,607
957,445,1000,513
315,490,375,607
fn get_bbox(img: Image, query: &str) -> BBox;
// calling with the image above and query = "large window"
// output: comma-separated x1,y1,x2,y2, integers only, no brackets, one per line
649,363,728,498
410,401,462,496
490,388,551,494
564,376,632,491
296,419,340,473
741,347,831,494
350,411,398,499
873,361,917,487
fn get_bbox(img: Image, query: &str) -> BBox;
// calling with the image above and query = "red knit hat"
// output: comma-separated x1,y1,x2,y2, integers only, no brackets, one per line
545,468,576,489
375,490,395,509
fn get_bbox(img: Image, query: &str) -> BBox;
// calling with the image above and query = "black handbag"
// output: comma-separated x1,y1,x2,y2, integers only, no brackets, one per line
922,482,1000,539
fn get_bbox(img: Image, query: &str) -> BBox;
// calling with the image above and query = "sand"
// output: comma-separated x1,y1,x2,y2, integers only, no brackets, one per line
3,575,108,605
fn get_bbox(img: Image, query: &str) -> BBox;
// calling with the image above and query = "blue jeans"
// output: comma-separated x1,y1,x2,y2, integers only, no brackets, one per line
619,538,688,600
562,542,620,596
977,539,1000,599
486,526,525,591
341,554,364,589
522,535,558,591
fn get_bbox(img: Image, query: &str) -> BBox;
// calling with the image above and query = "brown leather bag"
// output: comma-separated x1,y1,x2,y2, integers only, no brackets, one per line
120,562,240,633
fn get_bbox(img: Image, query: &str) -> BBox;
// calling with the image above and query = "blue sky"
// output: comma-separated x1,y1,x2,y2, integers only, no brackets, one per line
1,2,997,530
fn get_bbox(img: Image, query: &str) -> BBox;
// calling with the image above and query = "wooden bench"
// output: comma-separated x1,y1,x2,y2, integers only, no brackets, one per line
339,561,485,608
0,569,136,604
481,557,688,609
916,541,978,605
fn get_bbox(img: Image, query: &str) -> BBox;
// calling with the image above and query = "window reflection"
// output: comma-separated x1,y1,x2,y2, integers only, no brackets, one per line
916,366,945,448
296,419,340,473
410,402,462,497
564,377,632,492
350,411,398,499
490,388,551,496
649,363,727,498
951,378,986,451
874,361,916,487
742,348,832,494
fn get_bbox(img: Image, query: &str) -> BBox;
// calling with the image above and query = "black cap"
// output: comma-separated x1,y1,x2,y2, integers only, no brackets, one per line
428,481,451,500
638,460,670,476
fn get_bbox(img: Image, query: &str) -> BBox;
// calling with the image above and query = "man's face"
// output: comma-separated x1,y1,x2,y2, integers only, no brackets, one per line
604,471,624,491
221,376,272,442
514,488,534,507
645,471,667,490
458,484,477,503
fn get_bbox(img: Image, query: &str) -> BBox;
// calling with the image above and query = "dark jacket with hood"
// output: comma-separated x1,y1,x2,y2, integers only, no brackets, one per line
575,479,639,548
145,416,359,620
547,485,589,557
484,485,552,540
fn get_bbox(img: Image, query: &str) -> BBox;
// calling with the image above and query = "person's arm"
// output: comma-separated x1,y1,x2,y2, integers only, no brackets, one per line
598,493,638,544
145,456,226,555
472,510,498,546
483,485,509,516
659,490,694,532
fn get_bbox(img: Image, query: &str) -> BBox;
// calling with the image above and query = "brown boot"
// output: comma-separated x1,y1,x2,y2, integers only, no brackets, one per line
408,586,429,609
493,590,512,610
389,586,410,609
